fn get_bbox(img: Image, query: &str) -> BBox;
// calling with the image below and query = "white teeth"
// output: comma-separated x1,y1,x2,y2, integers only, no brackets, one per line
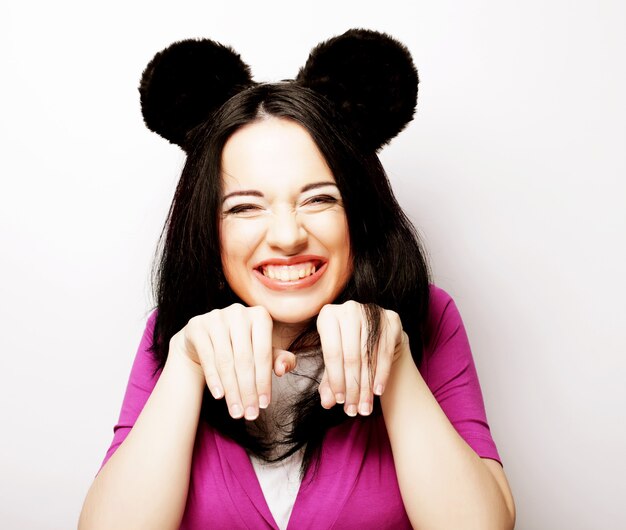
260,262,320,282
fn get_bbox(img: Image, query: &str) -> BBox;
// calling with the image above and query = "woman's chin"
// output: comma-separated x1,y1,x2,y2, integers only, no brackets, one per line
249,293,328,326
269,311,317,327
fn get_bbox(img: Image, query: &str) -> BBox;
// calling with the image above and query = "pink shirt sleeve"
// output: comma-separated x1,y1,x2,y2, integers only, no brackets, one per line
101,311,161,468
420,285,502,464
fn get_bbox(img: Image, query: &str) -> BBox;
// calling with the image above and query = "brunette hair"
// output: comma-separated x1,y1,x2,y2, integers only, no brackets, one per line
150,82,430,473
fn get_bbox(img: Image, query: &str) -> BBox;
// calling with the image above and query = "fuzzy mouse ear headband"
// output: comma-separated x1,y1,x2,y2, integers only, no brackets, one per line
140,28,418,152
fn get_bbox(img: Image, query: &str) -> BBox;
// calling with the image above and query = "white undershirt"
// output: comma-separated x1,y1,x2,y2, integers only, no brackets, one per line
248,357,318,529
250,448,304,529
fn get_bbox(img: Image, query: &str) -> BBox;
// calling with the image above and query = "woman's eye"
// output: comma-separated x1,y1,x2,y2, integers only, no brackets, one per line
224,204,263,215
303,195,338,206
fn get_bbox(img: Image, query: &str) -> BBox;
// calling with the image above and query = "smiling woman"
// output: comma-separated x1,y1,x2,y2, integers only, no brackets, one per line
79,29,515,530
220,119,352,331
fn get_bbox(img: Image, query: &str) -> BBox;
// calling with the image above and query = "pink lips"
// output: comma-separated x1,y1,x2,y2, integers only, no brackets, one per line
253,255,327,291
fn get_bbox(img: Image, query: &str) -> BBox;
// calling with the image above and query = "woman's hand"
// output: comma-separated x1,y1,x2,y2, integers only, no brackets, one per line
316,301,409,417
169,303,296,421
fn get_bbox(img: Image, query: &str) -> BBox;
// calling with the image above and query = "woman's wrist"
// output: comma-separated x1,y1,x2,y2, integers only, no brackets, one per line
165,343,206,389
393,332,411,363
382,337,426,407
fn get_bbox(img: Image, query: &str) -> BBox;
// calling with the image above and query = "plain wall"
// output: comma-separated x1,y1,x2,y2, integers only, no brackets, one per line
1,1,624,528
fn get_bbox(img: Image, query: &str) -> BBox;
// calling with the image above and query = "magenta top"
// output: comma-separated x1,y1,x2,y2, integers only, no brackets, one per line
102,285,501,529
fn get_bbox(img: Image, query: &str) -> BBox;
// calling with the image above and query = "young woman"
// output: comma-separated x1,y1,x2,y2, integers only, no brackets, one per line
79,29,515,529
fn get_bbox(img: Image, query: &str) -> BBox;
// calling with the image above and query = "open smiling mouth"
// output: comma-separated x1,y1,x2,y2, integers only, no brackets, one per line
253,259,327,289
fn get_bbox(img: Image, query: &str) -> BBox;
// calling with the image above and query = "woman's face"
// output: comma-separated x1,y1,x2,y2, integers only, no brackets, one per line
219,117,352,328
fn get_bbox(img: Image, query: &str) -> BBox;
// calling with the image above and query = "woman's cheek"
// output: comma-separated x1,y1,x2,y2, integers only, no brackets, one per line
304,210,349,244
223,218,267,249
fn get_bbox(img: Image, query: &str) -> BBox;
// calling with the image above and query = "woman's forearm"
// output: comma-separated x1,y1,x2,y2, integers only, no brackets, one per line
79,349,206,530
381,347,515,530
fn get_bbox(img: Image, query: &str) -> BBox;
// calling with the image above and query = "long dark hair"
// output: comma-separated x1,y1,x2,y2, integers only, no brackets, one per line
150,82,430,474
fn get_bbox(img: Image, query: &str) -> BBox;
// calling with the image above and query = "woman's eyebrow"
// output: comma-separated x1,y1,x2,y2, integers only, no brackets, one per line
222,190,263,202
222,181,337,202
300,181,338,193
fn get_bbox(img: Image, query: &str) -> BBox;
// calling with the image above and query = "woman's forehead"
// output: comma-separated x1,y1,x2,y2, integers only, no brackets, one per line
220,117,335,194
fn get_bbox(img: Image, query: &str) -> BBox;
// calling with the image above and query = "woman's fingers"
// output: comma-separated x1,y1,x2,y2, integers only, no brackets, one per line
317,307,346,405
181,301,405,421
338,303,363,417
317,303,405,417
372,314,396,397
182,318,223,399
179,304,284,421
272,348,297,376
358,352,373,416
318,302,371,416
251,307,273,410
230,313,259,421
318,369,336,409
208,311,245,419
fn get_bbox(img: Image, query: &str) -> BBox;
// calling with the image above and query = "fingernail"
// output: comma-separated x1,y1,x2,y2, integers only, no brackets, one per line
320,386,334,408
212,387,224,399
374,384,384,396
244,406,258,420
259,394,269,409
359,402,371,416
230,404,243,418
346,404,357,417
335,393,345,404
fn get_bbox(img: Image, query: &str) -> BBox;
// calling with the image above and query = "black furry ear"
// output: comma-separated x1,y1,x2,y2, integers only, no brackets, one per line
296,29,418,152
140,39,254,150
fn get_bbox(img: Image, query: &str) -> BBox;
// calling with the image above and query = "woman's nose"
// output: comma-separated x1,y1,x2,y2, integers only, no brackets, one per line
265,208,308,254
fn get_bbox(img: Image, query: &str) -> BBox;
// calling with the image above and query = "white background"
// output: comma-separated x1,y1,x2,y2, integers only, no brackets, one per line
1,1,624,528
